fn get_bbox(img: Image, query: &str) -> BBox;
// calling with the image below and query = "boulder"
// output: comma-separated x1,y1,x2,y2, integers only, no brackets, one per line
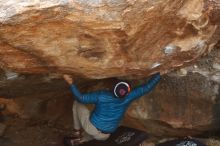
0,0,220,78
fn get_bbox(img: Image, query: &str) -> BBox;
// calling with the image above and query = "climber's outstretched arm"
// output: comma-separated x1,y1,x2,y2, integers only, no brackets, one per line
126,73,161,102
63,74,98,104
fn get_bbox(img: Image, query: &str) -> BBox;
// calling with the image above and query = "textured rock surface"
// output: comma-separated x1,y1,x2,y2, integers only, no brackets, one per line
0,0,220,78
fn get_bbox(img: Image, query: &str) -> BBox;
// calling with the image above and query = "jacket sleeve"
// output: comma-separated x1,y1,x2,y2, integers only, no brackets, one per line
70,84,99,104
126,73,160,102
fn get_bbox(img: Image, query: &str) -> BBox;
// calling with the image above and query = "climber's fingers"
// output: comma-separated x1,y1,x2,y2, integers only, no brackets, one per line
63,74,74,85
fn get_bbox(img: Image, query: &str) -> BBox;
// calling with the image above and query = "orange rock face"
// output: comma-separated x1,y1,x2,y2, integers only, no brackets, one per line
0,0,219,78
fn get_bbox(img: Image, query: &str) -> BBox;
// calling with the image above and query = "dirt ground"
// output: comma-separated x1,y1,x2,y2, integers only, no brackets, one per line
1,117,158,146
1,118,70,146
1,118,220,146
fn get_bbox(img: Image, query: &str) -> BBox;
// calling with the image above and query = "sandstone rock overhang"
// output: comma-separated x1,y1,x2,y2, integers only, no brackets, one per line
0,0,219,79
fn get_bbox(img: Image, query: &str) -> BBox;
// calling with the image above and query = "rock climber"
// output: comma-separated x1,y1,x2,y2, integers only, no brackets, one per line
63,73,161,146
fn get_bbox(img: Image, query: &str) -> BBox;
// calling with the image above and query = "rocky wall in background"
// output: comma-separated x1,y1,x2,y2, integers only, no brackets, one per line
0,45,219,137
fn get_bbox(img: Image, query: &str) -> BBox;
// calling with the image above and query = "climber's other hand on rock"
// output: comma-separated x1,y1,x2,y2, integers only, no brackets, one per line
63,74,74,85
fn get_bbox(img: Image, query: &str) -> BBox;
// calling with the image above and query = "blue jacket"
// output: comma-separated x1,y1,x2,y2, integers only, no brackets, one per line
70,73,160,133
